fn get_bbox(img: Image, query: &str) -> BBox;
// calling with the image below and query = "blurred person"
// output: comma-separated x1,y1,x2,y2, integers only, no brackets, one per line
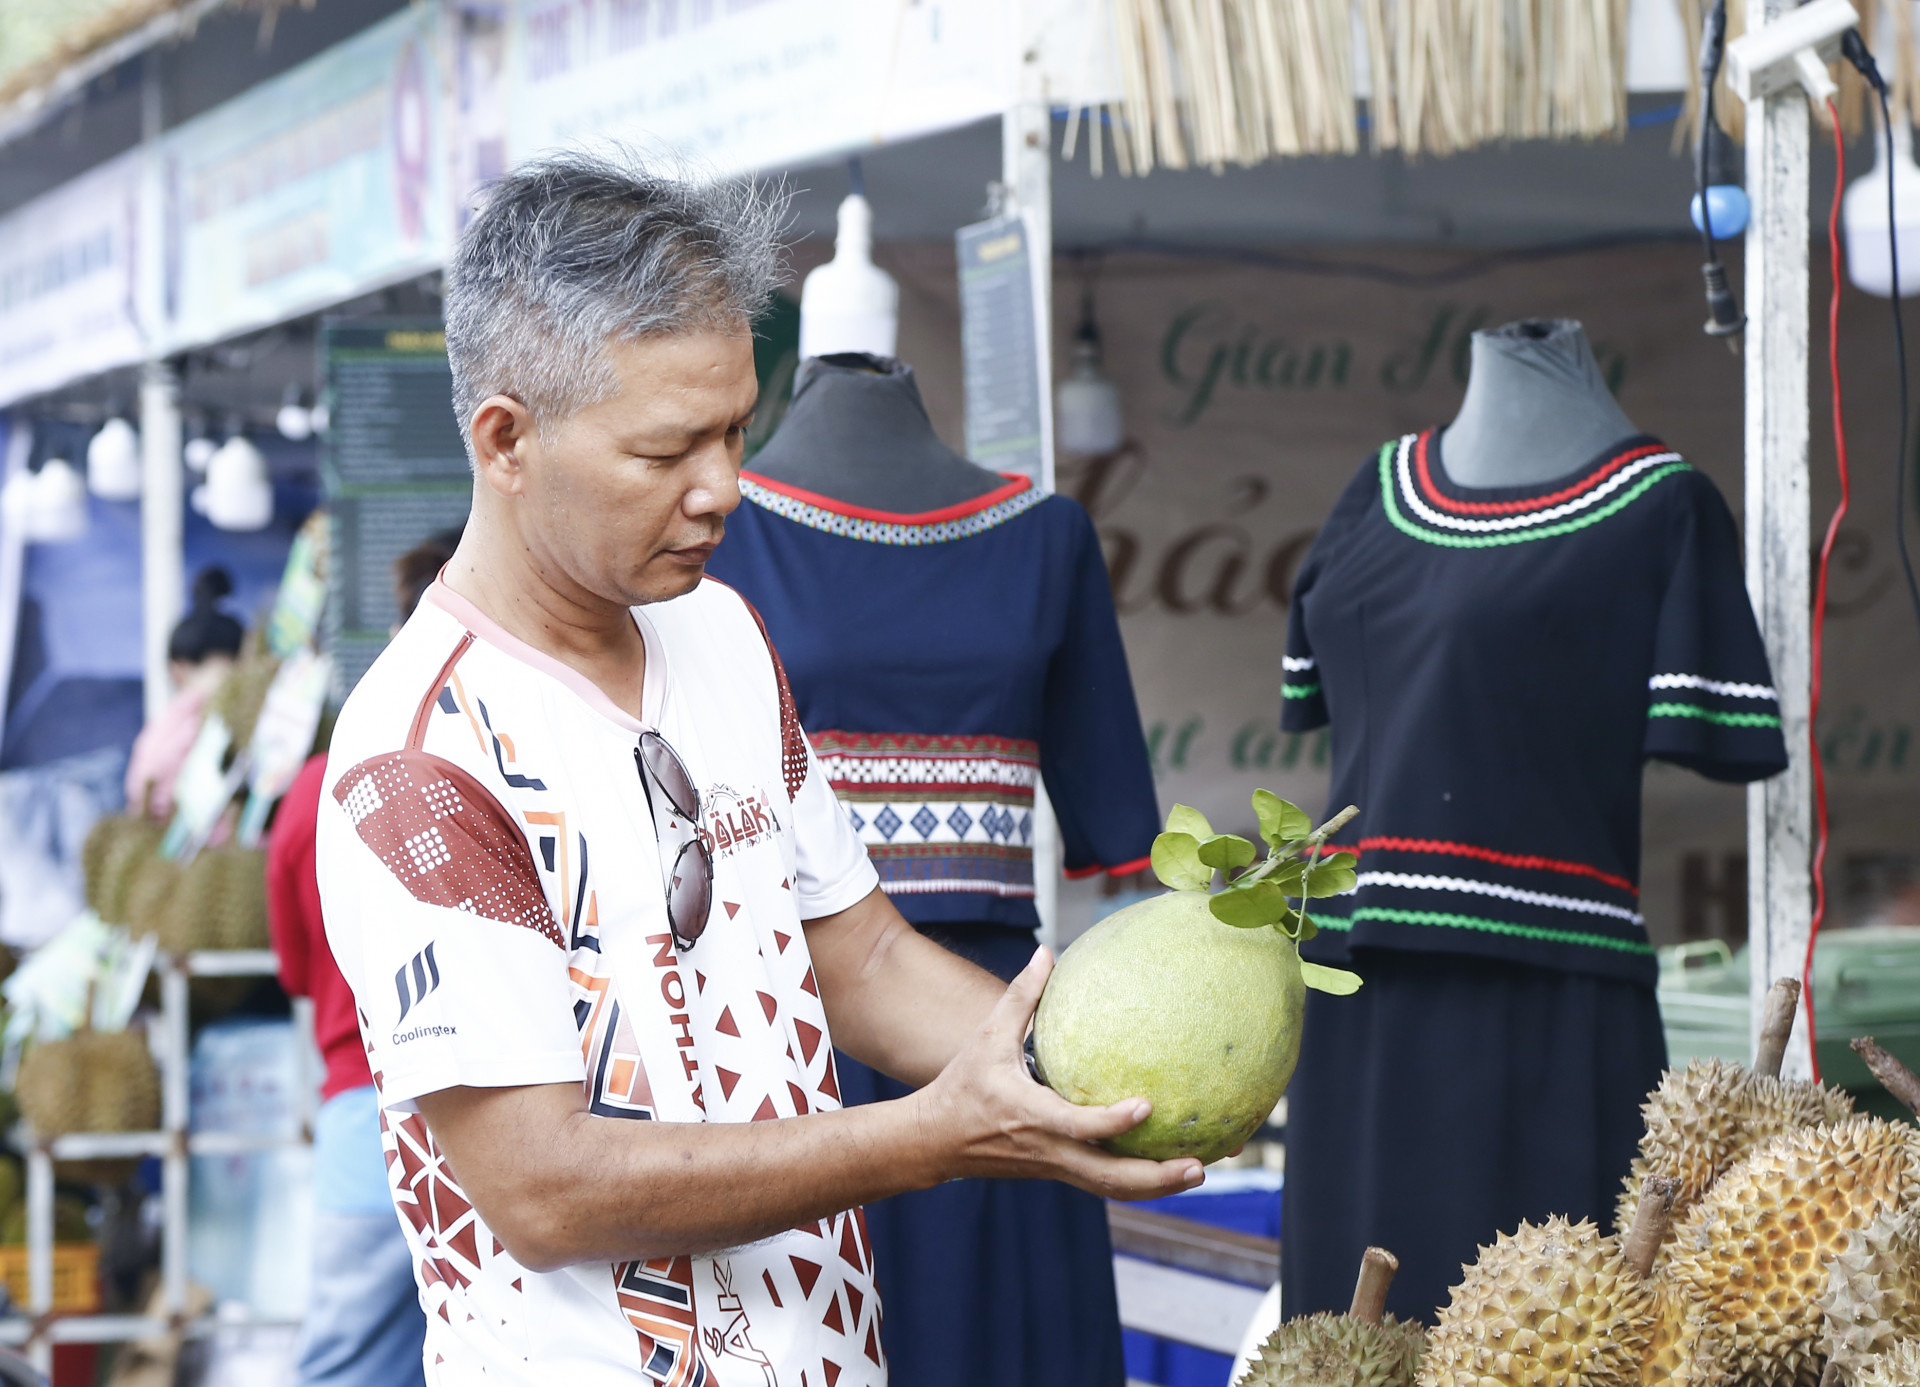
124,567,243,817
270,531,458,1387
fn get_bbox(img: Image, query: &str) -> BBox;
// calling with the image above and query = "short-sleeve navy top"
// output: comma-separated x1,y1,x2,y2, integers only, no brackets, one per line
1282,430,1787,985
707,472,1161,929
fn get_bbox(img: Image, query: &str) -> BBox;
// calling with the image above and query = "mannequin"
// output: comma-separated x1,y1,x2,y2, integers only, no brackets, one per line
745,353,1003,511
1440,320,1638,487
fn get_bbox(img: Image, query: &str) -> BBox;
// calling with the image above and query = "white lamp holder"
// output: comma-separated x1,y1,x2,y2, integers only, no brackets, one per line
1725,0,1859,106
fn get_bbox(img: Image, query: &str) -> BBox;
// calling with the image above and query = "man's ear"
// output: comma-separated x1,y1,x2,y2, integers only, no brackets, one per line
470,395,537,497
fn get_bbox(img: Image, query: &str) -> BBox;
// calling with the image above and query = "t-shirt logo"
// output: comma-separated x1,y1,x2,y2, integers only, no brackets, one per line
703,785,783,860
395,943,442,1024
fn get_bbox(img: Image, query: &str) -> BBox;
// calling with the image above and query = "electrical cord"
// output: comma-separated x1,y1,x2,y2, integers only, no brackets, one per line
1841,36,1920,647
1697,0,1745,337
1803,97,1856,1084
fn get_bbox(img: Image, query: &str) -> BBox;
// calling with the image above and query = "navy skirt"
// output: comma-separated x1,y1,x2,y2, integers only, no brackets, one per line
1281,948,1667,1325
836,923,1125,1387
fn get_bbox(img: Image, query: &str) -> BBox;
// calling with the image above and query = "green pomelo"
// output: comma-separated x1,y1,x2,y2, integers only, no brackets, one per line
1032,889,1307,1163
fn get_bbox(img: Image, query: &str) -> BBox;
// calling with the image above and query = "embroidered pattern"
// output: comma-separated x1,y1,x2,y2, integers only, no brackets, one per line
1354,836,1637,896
1648,702,1783,728
1649,673,1777,700
1379,432,1691,548
1353,871,1645,925
812,731,1038,897
1305,907,1654,955
741,475,1046,546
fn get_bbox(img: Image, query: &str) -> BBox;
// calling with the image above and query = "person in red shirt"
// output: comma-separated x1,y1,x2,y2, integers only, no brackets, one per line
270,531,458,1387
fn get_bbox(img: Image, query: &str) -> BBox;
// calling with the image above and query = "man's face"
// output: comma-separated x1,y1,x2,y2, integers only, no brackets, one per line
505,328,757,608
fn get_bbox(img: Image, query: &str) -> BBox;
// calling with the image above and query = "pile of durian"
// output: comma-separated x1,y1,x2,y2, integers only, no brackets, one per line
1235,979,1920,1387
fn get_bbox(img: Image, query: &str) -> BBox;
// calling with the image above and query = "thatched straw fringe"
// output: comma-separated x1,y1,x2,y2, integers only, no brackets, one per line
1089,0,1635,173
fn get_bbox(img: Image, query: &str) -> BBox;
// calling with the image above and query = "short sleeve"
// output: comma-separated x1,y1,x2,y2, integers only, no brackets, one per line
316,750,586,1111
1642,476,1789,783
1042,502,1159,880
1281,548,1328,731
790,736,881,918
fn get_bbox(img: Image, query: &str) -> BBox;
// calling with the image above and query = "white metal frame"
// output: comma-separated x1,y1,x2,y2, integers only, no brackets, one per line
7,950,311,1373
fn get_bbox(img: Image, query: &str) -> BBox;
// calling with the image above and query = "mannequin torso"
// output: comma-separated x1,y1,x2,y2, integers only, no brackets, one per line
746,353,1004,511
1440,320,1640,487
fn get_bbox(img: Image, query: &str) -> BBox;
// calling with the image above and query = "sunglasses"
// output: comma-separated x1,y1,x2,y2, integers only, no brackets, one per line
635,731,715,952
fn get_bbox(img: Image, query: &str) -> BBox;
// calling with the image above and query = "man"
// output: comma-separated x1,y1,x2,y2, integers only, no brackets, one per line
314,152,1199,1386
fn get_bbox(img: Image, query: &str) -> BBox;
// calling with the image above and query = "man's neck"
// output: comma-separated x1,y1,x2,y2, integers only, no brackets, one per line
440,528,649,721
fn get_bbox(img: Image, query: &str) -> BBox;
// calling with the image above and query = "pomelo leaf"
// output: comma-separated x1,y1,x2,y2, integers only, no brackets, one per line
1151,832,1211,892
1294,914,1319,942
1265,860,1305,894
1209,880,1288,929
1302,857,1358,899
1165,804,1213,839
1252,790,1312,849
1196,833,1256,870
1301,962,1363,995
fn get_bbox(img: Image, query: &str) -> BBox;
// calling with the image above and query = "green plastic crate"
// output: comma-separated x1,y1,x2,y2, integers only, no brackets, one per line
1657,929,1920,1099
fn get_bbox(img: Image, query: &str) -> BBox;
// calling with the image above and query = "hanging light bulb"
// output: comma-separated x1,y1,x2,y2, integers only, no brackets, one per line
28,458,90,543
86,417,142,501
1055,285,1125,456
799,173,899,359
1844,117,1920,296
194,433,273,531
183,433,217,473
276,385,313,441
1690,122,1750,241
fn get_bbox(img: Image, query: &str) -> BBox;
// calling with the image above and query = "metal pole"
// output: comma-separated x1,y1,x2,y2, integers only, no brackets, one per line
1003,34,1063,949
140,362,184,722
1743,0,1814,1079
161,961,190,1318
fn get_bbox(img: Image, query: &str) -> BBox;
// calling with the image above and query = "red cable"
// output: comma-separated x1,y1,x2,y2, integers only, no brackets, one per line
1805,99,1853,1083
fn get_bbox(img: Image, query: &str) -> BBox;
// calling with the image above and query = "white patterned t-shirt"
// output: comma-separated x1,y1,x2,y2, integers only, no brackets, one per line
316,577,884,1386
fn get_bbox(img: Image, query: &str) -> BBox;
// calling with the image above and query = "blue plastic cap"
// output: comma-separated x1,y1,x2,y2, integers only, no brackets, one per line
1690,185,1751,239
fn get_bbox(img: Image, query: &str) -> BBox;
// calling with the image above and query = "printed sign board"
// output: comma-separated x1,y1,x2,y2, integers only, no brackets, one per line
158,6,445,353
0,151,146,407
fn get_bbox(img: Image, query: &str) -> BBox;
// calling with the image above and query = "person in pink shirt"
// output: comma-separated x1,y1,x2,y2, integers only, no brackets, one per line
124,569,242,817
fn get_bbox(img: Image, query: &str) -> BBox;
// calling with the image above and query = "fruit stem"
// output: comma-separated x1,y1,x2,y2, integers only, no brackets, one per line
1621,1175,1678,1279
1348,1246,1398,1324
1851,1035,1920,1117
1753,977,1801,1079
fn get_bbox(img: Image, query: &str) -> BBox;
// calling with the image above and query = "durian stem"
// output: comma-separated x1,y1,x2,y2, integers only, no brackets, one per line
1621,1175,1678,1278
1851,1035,1920,1117
1348,1246,1398,1324
1752,977,1801,1079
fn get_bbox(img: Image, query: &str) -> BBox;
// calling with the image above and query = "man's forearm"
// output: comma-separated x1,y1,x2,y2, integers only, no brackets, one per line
804,889,1008,1088
423,1083,942,1270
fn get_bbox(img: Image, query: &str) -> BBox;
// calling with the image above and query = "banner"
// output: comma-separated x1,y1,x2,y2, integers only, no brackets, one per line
491,0,1006,179
158,6,444,354
0,151,145,408
857,240,1920,947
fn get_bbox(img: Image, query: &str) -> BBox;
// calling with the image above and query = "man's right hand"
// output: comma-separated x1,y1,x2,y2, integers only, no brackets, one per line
908,946,1206,1200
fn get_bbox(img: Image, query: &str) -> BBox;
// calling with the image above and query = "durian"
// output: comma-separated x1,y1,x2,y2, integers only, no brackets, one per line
1822,1211,1920,1379
91,817,165,926
1418,1217,1655,1387
15,1029,160,1141
160,845,268,954
207,653,280,755
125,852,183,948
1664,1117,1920,1387
1237,1247,1424,1387
1857,1341,1920,1387
1615,1057,1855,1241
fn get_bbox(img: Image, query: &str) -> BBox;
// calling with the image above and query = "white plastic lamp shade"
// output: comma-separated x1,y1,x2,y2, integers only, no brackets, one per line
200,435,273,531
27,459,89,543
183,436,217,473
1056,339,1125,455
799,194,899,359
1844,119,1920,297
276,402,313,442
86,417,142,500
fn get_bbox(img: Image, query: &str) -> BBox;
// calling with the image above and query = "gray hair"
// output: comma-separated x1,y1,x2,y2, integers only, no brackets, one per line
444,149,788,447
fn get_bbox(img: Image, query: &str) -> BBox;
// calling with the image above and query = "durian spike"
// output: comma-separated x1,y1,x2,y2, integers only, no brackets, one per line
1851,1036,1920,1118
1621,1174,1678,1279
1821,1363,1844,1387
1754,977,1802,1078
1349,1246,1398,1325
